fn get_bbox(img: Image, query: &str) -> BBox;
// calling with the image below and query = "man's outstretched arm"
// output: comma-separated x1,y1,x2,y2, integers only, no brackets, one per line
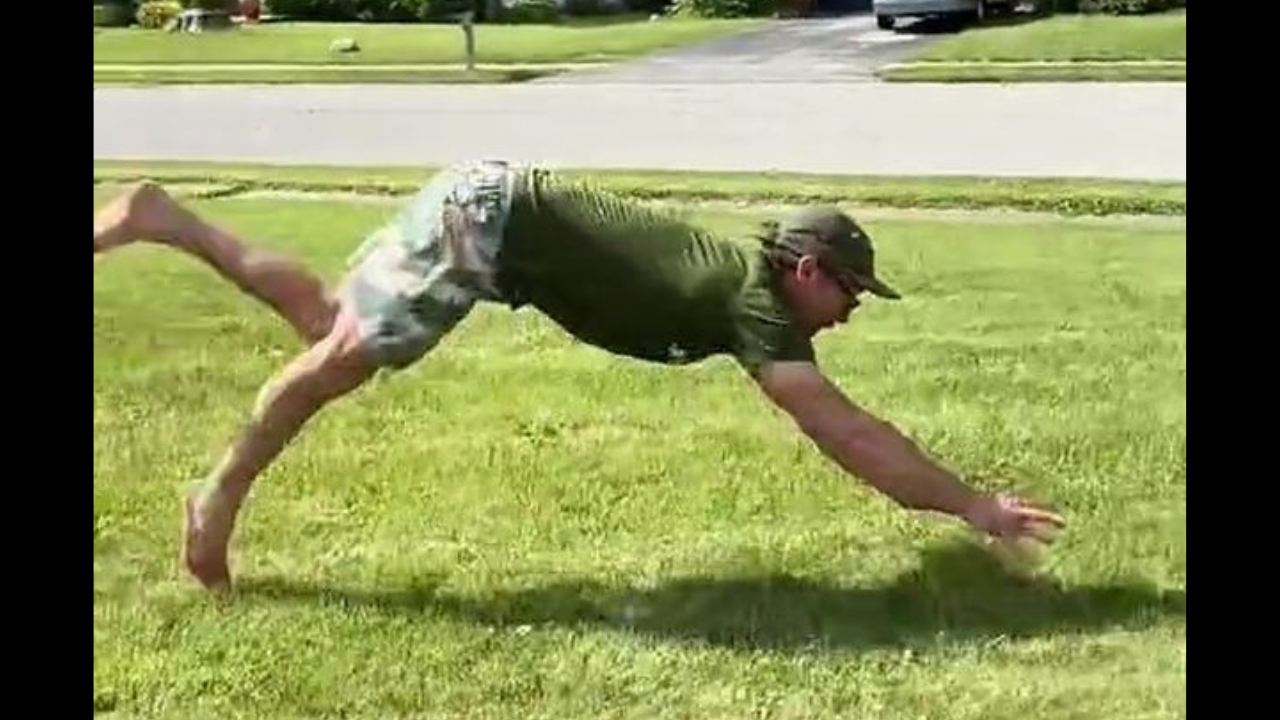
752,361,1064,541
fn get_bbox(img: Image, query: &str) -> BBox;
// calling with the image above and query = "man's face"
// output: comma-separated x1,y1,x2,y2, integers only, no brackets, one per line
785,255,864,335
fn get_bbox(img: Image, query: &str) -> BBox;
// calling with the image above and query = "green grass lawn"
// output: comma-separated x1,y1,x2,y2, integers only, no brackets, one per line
916,12,1187,62
882,11,1187,82
94,172,1186,719
92,18,763,66
93,66,555,85
93,160,1187,217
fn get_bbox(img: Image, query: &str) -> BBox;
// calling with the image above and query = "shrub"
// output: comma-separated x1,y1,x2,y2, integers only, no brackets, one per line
95,1,136,26
431,0,477,19
624,0,673,12
562,0,619,16
1040,0,1078,11
500,0,559,23
270,0,402,21
669,0,774,18
137,0,183,25
266,0,481,21
182,0,237,9
1034,0,1181,14
1078,0,1173,13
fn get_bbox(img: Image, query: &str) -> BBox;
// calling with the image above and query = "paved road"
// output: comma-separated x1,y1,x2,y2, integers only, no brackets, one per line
538,15,938,84
93,82,1186,180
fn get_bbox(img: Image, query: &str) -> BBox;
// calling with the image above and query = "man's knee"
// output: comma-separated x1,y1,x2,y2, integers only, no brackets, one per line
262,312,373,412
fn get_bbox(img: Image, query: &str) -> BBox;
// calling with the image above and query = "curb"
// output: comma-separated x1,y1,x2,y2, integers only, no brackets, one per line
881,60,1185,69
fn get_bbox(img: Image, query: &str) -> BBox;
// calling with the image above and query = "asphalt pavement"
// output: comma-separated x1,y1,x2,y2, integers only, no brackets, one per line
93,82,1187,180
536,15,938,84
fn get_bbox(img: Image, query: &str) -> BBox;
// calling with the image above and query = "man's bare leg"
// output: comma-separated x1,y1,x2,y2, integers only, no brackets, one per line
94,181,337,343
183,308,376,591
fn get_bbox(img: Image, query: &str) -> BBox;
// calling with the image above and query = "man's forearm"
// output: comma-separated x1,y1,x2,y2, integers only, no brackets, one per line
752,361,988,522
809,414,982,519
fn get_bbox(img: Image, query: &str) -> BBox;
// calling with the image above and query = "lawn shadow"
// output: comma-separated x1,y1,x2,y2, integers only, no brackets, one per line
239,542,1184,653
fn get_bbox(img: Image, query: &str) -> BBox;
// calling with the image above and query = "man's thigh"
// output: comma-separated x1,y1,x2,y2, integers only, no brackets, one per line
337,162,515,370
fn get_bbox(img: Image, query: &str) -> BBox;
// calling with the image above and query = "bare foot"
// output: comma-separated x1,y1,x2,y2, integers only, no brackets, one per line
94,181,181,256
182,487,234,593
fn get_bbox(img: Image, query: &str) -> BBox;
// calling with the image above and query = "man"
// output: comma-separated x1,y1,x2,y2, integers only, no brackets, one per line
93,160,1065,592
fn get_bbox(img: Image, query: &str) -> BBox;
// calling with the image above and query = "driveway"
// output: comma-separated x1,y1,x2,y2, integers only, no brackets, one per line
537,15,939,84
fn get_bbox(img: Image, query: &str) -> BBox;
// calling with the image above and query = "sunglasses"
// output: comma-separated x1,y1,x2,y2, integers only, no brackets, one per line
819,260,865,301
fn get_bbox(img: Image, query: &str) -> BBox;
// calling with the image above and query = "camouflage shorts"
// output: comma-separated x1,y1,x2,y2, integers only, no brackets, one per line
338,160,517,369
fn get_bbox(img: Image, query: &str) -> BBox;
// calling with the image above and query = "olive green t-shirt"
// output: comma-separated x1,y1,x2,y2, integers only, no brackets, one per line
493,169,814,374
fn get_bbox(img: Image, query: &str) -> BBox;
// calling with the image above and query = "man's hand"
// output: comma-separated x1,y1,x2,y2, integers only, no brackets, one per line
961,492,1066,544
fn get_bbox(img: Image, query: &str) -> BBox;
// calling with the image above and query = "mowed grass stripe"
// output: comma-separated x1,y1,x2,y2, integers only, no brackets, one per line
92,161,1187,217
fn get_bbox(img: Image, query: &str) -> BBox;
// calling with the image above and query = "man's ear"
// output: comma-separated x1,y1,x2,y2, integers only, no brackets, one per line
794,254,821,281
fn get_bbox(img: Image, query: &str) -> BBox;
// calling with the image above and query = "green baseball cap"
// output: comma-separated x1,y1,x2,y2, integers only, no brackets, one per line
776,207,901,300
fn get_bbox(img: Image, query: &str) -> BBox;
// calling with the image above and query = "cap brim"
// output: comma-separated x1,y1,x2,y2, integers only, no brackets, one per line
854,273,902,300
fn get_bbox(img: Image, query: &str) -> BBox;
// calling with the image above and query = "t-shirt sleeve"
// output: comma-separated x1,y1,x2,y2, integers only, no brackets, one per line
731,308,816,376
